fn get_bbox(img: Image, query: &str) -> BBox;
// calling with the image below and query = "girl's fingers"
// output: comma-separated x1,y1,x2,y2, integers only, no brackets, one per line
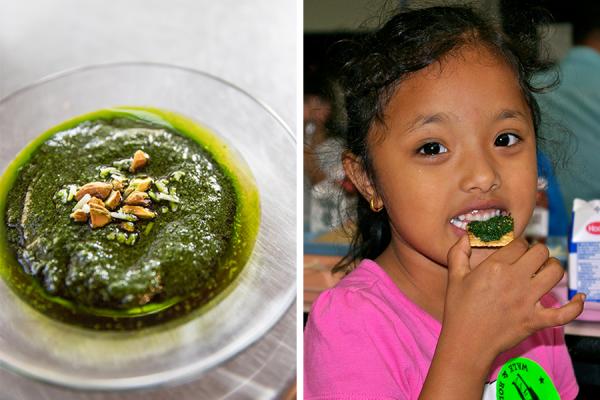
485,237,529,265
447,235,471,279
533,294,586,330
529,258,564,300
513,242,550,278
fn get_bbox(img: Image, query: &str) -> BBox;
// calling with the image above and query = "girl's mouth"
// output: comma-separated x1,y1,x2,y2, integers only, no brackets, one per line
449,209,509,231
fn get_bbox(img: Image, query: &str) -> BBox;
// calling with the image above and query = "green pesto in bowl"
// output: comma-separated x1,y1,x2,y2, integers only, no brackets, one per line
0,107,259,329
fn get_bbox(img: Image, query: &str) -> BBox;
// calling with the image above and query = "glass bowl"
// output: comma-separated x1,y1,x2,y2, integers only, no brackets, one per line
0,62,296,390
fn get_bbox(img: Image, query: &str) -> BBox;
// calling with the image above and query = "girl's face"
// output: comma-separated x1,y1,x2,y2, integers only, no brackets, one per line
349,46,538,267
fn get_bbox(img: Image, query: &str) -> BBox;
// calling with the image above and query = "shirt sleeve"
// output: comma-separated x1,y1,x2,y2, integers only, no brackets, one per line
304,287,413,400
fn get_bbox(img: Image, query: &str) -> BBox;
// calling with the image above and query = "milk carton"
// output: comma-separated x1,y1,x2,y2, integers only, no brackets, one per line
569,199,600,305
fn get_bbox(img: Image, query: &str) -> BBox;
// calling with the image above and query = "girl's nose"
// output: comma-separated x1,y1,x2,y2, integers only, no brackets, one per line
459,152,501,193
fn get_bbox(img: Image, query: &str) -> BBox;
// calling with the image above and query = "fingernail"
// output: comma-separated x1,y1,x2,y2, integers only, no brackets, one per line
581,293,587,302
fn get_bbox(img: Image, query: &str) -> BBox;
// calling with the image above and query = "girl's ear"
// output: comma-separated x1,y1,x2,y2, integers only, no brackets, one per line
342,151,383,210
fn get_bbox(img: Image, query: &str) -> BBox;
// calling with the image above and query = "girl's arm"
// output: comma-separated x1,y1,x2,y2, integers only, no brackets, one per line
419,327,497,399
419,236,585,399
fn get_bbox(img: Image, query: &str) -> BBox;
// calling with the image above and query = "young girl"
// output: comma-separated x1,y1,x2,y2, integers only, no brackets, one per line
304,6,586,399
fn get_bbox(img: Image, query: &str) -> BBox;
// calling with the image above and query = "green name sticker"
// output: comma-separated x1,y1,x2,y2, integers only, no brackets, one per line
496,357,559,400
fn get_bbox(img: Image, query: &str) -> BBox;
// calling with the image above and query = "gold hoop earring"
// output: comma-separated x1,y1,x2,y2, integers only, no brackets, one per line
370,197,383,213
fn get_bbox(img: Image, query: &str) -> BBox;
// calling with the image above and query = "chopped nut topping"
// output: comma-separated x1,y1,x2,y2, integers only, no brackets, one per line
55,189,69,204
120,222,136,232
87,197,105,208
156,192,180,203
75,182,113,201
111,178,127,192
89,204,112,229
70,209,88,222
143,221,155,236
99,166,121,178
116,232,128,243
72,193,92,211
67,185,78,201
87,197,112,229
104,190,123,210
124,191,151,206
130,150,150,173
110,211,138,222
154,179,169,194
126,233,138,246
63,151,182,244
125,177,153,196
112,158,132,170
121,205,156,219
171,171,185,182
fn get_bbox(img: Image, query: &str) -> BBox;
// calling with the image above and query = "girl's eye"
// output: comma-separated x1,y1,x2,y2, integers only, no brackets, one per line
495,132,521,147
418,142,448,156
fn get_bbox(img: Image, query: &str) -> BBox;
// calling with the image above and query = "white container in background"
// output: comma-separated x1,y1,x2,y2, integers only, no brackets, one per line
569,199,600,318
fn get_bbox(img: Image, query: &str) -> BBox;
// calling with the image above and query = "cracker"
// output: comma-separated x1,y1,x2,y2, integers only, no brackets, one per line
468,230,514,248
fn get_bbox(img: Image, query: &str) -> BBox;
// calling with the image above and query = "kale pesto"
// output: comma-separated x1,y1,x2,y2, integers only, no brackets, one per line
0,108,259,329
467,215,514,242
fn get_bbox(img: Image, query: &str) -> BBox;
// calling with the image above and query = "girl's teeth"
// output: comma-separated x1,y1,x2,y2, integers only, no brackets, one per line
450,209,507,226
450,218,468,230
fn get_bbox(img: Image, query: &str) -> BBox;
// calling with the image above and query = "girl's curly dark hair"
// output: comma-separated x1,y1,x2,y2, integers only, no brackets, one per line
334,5,556,274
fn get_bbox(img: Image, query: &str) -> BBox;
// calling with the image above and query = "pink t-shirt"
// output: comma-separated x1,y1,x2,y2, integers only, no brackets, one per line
304,259,579,399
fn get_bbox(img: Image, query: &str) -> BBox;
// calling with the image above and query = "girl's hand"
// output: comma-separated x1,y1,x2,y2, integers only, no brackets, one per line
442,235,585,360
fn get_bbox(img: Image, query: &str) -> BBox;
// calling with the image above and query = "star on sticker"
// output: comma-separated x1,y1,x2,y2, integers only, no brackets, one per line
539,376,545,384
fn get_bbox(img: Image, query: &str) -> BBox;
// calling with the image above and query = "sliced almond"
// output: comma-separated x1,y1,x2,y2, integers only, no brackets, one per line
89,206,112,229
104,190,123,210
124,191,150,206
121,205,156,219
75,182,112,201
130,150,150,173
70,209,88,222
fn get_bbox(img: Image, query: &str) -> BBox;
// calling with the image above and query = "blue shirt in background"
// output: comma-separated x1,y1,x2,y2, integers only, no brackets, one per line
538,151,568,237
536,47,600,228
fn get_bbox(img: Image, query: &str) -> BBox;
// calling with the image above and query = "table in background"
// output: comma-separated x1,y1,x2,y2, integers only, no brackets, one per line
0,1,296,399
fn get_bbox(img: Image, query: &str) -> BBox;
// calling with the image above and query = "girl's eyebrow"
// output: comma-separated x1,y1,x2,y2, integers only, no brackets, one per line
404,108,528,134
495,108,528,121
405,112,451,133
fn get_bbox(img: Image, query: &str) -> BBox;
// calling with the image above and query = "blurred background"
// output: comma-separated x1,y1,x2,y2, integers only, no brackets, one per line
0,1,296,399
304,1,600,398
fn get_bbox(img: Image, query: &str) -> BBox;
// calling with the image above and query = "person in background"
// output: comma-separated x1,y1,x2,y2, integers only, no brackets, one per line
304,75,332,233
536,4,600,221
304,73,355,234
